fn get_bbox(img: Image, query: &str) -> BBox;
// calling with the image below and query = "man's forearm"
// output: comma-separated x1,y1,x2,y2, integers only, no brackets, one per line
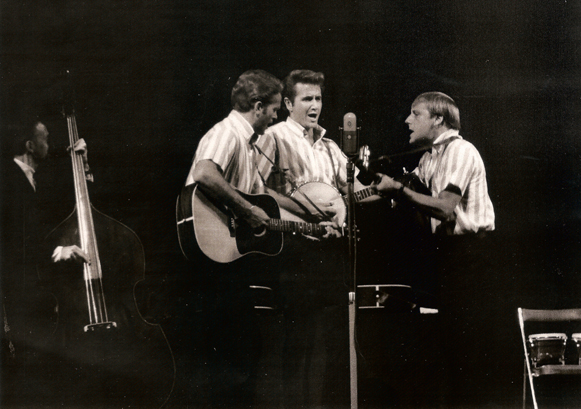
400,187,459,221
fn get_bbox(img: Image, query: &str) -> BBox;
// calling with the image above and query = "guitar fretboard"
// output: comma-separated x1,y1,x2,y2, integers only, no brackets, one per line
353,187,376,202
269,219,327,236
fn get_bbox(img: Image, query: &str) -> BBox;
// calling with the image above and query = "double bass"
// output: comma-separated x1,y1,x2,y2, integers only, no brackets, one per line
43,85,175,408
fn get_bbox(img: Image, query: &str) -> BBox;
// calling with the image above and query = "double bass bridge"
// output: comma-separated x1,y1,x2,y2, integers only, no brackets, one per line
84,321,118,332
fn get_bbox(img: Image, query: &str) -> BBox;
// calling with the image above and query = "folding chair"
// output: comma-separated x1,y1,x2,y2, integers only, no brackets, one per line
518,308,581,409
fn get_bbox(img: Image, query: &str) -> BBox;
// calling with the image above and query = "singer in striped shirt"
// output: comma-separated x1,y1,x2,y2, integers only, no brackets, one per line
183,70,338,407
376,92,497,406
185,70,283,228
254,69,373,409
255,70,371,223
375,92,495,235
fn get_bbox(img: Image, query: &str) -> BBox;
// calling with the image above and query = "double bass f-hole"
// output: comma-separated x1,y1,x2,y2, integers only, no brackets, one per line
65,111,117,333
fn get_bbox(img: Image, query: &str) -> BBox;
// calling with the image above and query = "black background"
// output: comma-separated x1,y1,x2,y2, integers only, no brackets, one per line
2,0,581,407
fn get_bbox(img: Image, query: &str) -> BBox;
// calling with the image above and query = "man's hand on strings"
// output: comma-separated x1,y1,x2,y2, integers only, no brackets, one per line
320,197,348,230
308,197,342,222
372,173,400,195
243,205,270,229
320,221,343,238
52,245,90,264
315,198,345,239
68,138,93,180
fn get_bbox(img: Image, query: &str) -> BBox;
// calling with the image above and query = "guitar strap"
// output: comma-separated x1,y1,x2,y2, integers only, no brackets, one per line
323,139,340,191
251,143,276,188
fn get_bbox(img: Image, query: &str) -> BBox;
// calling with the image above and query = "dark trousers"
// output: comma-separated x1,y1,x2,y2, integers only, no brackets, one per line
436,233,510,406
173,256,264,409
275,236,352,409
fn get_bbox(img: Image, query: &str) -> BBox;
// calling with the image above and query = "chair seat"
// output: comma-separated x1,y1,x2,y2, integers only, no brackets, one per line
533,364,581,377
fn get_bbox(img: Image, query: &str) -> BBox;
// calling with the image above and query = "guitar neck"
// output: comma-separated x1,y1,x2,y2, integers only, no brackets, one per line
353,187,376,202
268,219,327,236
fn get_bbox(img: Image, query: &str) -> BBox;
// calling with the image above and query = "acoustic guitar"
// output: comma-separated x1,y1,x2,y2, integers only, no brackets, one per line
176,181,382,264
176,184,338,263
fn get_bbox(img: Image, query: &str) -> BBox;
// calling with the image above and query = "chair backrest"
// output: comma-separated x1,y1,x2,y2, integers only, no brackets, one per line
520,308,581,323
519,308,581,349
518,308,581,409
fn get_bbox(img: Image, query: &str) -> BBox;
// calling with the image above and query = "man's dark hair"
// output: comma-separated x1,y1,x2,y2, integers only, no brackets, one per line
283,70,325,105
6,116,43,157
231,70,283,112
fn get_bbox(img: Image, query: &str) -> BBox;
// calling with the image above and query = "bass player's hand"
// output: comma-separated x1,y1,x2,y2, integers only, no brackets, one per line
68,138,93,181
52,245,90,264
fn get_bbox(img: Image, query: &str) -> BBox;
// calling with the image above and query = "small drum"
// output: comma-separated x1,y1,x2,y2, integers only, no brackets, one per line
528,333,567,368
572,333,581,365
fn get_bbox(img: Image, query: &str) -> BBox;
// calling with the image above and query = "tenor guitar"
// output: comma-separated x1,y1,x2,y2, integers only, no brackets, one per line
177,184,331,263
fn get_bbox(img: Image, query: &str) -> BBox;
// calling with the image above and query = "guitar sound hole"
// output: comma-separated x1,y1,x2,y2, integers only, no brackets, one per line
253,226,267,237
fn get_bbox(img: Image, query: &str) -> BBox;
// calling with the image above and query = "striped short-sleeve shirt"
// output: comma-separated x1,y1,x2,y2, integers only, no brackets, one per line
414,129,495,235
185,110,264,194
255,117,349,195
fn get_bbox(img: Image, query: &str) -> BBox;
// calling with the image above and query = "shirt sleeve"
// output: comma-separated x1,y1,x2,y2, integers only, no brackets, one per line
185,123,237,185
413,154,427,187
438,140,477,196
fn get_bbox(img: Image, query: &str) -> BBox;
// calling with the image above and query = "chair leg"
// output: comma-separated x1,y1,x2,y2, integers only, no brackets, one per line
523,359,527,409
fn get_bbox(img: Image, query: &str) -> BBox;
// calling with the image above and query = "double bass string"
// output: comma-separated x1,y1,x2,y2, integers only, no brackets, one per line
49,74,176,406
66,113,109,327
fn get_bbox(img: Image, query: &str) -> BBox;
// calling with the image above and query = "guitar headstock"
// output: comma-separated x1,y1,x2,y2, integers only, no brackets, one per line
358,145,370,171
356,145,379,185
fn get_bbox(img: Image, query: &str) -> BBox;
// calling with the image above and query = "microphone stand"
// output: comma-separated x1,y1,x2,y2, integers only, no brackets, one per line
346,155,358,409
341,118,360,409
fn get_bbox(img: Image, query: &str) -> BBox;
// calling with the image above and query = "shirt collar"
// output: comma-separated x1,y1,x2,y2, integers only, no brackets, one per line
286,117,326,141
230,110,256,142
14,157,36,190
14,157,35,174
432,129,461,153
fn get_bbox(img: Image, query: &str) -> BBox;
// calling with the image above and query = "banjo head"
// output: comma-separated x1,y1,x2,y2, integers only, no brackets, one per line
289,181,347,227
